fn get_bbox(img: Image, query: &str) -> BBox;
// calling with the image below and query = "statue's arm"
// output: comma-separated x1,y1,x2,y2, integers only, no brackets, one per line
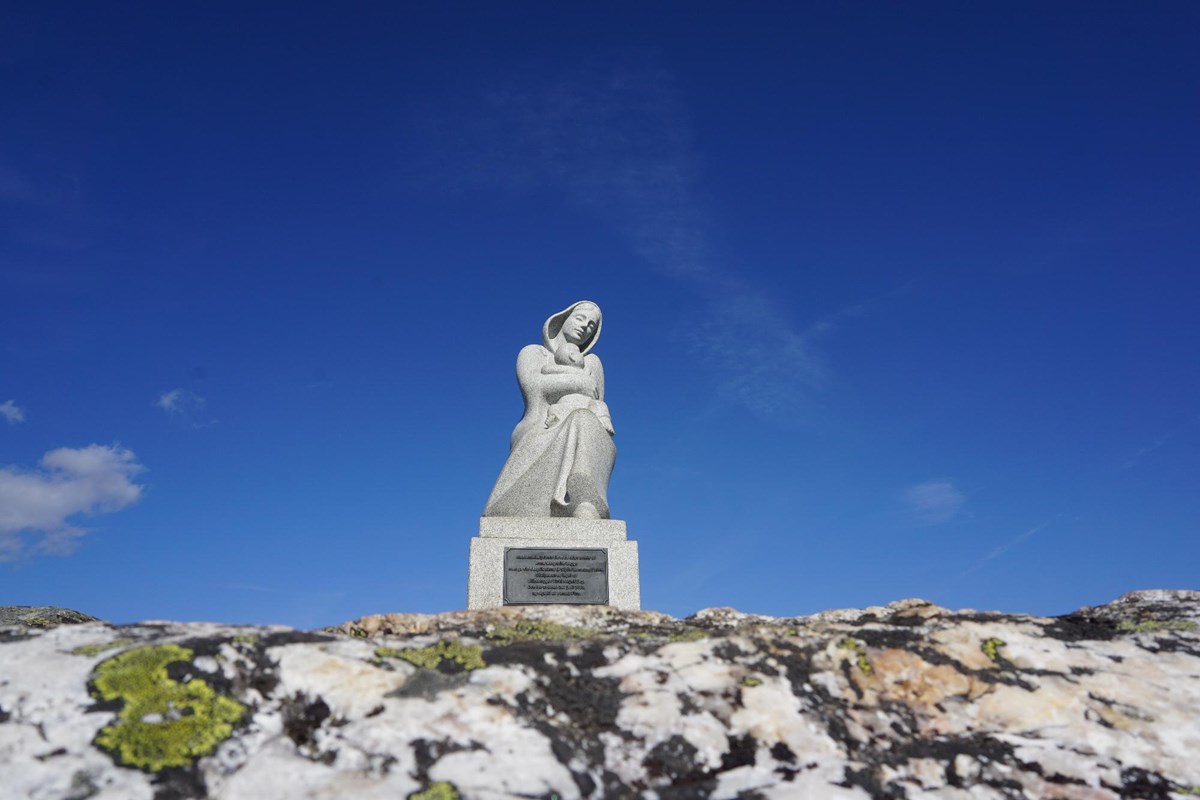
587,354,605,401
540,363,584,375
517,345,595,398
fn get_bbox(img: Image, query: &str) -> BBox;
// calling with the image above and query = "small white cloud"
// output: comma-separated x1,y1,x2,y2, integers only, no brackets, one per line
157,388,204,414
0,444,145,560
156,388,215,427
0,400,25,424
904,480,965,525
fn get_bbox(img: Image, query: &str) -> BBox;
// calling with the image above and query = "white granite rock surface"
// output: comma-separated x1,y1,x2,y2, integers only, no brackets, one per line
2,591,1199,799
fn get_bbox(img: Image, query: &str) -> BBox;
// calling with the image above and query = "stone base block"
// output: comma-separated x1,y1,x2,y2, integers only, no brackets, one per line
478,516,628,541
467,518,640,610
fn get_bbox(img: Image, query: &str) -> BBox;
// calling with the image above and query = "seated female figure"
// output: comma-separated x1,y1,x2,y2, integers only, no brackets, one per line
483,301,616,520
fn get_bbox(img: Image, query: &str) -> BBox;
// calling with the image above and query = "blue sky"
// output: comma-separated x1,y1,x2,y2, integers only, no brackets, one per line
2,3,1198,628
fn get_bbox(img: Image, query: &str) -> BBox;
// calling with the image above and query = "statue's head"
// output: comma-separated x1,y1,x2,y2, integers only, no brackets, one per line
544,300,602,355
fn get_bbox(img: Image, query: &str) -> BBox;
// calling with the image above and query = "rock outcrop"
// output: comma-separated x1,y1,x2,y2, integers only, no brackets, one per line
2,590,1198,799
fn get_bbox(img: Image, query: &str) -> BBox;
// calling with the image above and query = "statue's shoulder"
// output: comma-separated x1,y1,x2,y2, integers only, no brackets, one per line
516,344,550,370
517,344,549,360
583,352,604,370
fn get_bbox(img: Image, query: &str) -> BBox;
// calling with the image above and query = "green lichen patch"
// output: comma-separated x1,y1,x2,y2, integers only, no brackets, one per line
838,638,873,675
408,781,460,800
232,634,258,645
71,638,136,657
376,640,486,671
666,627,709,643
1116,619,1198,633
981,637,1006,663
741,676,763,688
90,643,245,771
486,620,599,644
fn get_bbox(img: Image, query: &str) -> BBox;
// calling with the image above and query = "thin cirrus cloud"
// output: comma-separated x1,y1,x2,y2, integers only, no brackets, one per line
904,480,966,525
156,388,204,414
414,53,870,420
0,444,146,560
156,389,214,427
951,515,1062,584
0,400,25,424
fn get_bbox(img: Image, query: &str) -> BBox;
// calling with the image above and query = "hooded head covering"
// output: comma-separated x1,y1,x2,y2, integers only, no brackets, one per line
542,300,602,356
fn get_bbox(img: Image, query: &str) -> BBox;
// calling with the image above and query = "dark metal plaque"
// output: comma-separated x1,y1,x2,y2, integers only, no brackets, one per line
503,548,609,605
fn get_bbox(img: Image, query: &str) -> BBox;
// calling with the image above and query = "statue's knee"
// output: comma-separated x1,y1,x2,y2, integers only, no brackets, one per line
566,408,602,429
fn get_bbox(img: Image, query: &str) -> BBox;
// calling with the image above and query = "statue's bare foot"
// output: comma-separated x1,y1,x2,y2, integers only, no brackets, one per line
574,501,601,520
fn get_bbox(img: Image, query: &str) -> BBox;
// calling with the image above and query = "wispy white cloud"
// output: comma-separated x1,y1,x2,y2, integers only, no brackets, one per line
156,389,215,427
1118,414,1200,472
957,515,1061,582
0,445,145,560
414,53,887,420
0,400,24,424
904,480,966,525
157,388,201,413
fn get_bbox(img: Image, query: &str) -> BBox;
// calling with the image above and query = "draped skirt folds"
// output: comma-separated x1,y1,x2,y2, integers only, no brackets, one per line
483,409,616,518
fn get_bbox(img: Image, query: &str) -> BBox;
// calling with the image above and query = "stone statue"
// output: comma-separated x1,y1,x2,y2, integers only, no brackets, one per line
484,300,616,519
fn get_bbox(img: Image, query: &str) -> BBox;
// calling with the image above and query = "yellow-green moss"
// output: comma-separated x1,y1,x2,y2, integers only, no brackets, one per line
71,638,135,657
408,781,460,800
376,640,486,671
231,634,258,645
981,637,1005,663
741,676,763,688
1116,619,1198,633
486,620,599,644
667,627,708,643
90,644,245,771
838,638,872,674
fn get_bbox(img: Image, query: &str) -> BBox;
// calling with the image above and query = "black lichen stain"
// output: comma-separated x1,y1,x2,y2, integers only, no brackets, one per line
150,765,209,800
281,693,331,752
486,639,629,798
389,669,470,700
1112,766,1175,800
643,735,700,781
1043,614,1119,642
720,734,756,772
770,741,796,764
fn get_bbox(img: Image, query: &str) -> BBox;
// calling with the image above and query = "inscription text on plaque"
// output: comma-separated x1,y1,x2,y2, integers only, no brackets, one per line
503,547,609,605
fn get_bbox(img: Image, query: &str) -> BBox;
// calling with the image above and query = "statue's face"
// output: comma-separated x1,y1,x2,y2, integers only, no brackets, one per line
562,305,600,346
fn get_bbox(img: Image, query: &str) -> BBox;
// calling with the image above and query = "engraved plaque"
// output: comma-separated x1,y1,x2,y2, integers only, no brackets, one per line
503,548,609,605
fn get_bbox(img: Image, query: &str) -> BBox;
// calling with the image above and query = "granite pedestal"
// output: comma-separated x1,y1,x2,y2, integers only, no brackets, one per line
467,517,640,610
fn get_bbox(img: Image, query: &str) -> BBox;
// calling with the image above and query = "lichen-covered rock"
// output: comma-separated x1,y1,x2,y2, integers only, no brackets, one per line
1,591,1198,798
0,605,99,628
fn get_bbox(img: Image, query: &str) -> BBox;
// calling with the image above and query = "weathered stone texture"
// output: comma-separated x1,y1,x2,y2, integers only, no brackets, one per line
2,591,1198,798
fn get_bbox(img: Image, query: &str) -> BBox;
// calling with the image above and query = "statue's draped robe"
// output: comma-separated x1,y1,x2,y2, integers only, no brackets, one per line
484,344,615,518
